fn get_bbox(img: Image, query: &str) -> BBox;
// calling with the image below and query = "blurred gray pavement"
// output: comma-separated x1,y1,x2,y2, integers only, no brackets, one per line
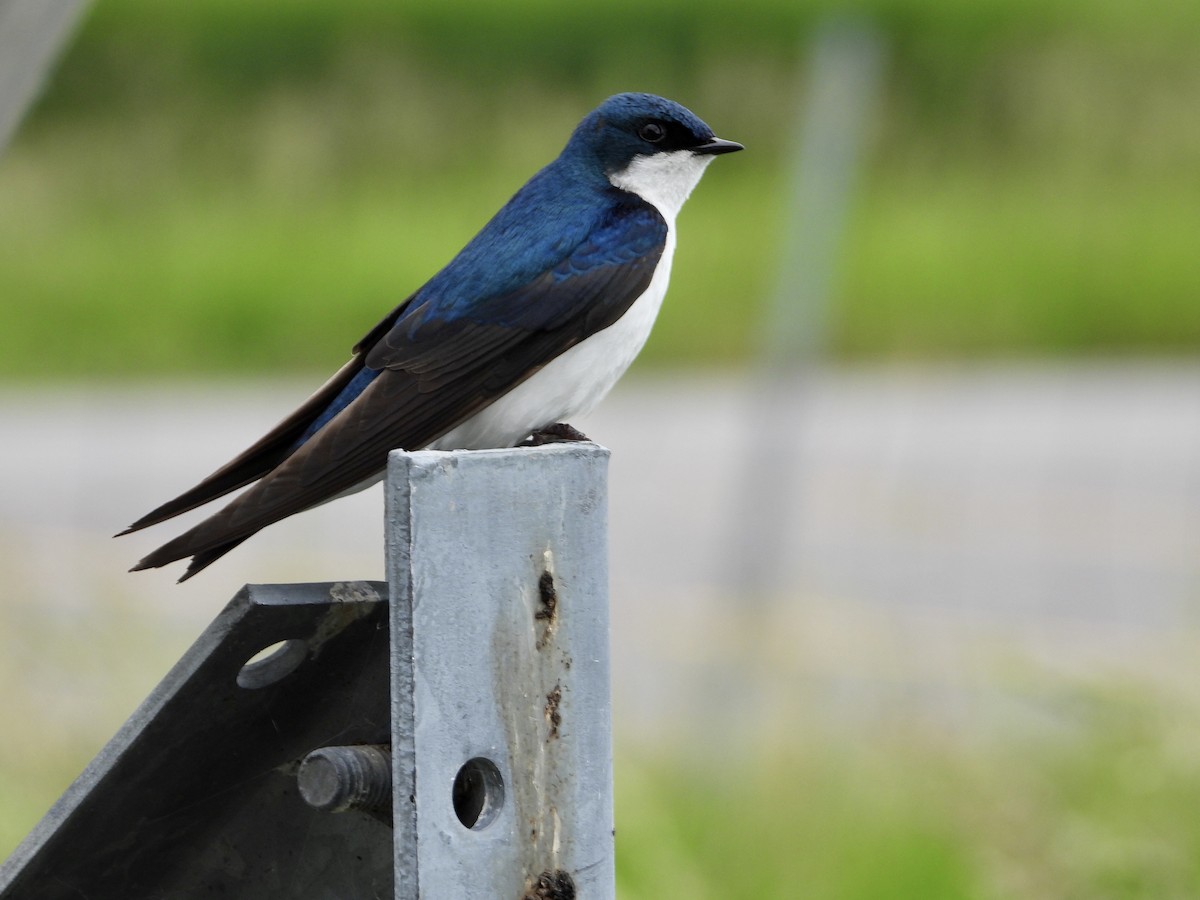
2,362,1199,737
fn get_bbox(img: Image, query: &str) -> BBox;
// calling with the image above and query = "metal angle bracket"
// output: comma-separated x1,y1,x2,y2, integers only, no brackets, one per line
0,581,395,899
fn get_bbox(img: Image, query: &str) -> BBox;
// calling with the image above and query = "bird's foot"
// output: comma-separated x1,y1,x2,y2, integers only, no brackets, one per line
522,422,591,446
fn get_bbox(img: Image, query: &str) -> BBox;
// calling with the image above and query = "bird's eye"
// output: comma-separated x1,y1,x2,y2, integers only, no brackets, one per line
638,122,666,143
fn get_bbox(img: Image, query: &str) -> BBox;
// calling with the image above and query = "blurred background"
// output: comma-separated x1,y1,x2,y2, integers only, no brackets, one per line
2,0,1199,896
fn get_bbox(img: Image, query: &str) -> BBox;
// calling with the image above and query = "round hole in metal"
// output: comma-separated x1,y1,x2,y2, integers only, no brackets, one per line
236,639,308,689
452,757,505,830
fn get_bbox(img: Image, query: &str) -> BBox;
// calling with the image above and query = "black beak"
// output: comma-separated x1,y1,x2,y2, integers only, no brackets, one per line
694,136,744,156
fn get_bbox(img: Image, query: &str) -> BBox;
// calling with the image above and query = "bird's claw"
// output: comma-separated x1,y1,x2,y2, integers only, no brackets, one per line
521,423,591,446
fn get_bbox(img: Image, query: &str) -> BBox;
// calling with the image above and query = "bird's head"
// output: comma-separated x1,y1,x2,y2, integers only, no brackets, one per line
566,92,743,217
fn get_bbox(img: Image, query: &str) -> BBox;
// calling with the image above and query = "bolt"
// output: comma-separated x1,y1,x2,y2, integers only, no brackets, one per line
298,744,391,815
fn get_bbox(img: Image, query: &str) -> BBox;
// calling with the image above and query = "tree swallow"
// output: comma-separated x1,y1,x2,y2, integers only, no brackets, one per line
121,92,742,580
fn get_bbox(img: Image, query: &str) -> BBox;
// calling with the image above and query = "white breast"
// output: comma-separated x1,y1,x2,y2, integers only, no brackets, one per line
430,149,714,451
429,229,675,450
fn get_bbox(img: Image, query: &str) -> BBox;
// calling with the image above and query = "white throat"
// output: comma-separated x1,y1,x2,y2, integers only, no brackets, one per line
607,150,715,221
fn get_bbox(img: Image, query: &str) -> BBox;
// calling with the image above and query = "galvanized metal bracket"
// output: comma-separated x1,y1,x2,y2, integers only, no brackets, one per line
0,444,614,899
387,445,614,899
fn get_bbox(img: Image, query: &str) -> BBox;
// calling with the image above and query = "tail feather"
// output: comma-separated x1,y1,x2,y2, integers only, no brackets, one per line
130,527,252,582
117,355,369,536
178,537,252,582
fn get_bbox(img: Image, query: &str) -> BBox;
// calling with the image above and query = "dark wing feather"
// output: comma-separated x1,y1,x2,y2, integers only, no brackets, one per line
117,357,363,534
118,297,417,535
133,198,667,578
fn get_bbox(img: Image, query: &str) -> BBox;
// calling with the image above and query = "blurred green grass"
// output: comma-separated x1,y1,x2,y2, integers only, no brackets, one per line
614,685,1200,899
1,0,1197,378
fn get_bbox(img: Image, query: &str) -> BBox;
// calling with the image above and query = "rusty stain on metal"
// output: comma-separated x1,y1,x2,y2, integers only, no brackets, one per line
544,685,563,740
522,869,577,900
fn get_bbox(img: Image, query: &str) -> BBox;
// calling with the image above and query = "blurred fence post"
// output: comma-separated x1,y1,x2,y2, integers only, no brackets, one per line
0,0,89,154
732,18,887,598
386,444,614,899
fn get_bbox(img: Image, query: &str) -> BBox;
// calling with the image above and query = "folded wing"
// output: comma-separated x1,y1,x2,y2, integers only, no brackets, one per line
129,195,666,579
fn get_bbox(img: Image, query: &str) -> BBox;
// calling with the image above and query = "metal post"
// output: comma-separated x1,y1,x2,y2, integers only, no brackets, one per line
386,444,615,900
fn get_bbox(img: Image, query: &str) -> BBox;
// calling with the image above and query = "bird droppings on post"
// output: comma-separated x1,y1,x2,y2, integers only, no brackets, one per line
522,869,577,900
544,684,563,740
309,582,384,656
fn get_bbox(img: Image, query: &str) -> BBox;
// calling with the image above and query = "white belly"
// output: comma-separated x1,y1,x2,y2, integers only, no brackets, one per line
430,228,676,450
